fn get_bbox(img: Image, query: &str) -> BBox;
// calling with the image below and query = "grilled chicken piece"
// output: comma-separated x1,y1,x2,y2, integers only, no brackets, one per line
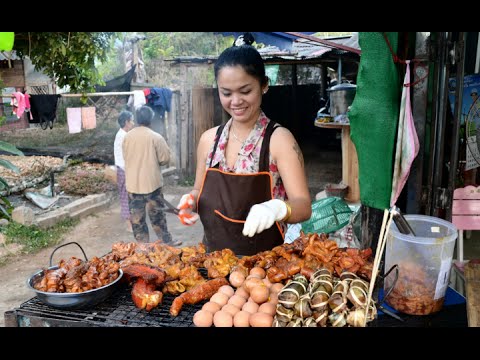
131,278,163,311
122,264,167,286
169,277,228,316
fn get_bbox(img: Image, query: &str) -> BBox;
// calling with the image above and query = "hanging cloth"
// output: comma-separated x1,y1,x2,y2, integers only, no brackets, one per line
66,107,82,134
81,107,96,129
10,92,25,119
390,60,420,207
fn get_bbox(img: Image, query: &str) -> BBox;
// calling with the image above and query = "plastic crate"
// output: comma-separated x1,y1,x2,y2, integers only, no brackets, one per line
301,197,352,234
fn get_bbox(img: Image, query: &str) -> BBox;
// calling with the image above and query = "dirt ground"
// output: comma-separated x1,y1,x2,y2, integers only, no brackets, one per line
0,185,204,327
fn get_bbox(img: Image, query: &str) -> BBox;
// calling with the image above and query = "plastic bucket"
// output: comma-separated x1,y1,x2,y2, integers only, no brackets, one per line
383,215,457,315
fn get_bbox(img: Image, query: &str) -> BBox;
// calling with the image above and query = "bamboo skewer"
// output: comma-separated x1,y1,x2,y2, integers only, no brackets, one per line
363,208,394,326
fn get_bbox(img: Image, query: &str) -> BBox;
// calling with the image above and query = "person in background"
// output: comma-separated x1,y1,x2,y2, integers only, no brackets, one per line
123,105,182,246
177,34,311,255
114,110,135,232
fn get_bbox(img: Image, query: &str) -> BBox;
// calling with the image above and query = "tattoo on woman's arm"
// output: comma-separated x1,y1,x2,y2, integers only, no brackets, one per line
293,142,304,167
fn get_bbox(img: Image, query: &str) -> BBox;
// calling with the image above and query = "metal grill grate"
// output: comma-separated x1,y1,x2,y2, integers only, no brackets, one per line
15,268,211,327
17,284,206,327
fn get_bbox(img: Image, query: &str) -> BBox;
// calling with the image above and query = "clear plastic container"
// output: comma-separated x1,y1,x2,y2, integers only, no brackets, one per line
383,215,457,315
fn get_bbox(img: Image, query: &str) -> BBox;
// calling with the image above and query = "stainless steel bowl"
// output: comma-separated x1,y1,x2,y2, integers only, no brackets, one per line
27,266,123,310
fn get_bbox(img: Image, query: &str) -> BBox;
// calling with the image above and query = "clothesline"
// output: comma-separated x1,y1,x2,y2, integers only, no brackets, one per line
1,91,135,98
60,92,135,97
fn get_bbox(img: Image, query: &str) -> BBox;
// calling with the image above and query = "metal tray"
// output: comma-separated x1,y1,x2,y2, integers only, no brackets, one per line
26,242,123,310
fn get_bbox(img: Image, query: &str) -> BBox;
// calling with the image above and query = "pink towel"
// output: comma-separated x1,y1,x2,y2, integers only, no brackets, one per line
24,93,33,120
81,107,96,129
10,92,25,119
66,107,82,134
390,60,420,207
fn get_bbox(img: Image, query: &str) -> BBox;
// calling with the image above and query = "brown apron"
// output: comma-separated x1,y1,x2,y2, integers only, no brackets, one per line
197,120,284,256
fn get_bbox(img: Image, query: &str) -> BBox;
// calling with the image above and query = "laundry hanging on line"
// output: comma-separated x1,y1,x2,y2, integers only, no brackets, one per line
29,94,60,128
66,107,82,134
66,107,97,133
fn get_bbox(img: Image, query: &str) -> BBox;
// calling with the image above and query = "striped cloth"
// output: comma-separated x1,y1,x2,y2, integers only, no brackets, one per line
116,167,130,220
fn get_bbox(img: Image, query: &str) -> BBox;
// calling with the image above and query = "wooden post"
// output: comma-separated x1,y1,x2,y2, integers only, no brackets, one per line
314,122,360,202
341,125,360,202
465,261,480,327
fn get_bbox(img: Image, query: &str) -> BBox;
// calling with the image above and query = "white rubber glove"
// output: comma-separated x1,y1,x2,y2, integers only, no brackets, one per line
242,199,287,237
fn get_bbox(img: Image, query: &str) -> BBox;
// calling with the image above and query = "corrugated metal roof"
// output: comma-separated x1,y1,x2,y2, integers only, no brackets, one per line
214,32,316,51
167,33,360,64
0,50,20,60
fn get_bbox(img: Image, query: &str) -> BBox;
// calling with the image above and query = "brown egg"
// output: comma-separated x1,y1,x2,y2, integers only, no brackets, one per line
222,303,240,317
202,301,222,314
262,277,272,288
229,271,245,288
233,311,251,327
228,294,247,308
258,302,276,317
243,277,264,293
249,312,274,327
270,283,285,294
249,267,266,279
246,274,262,280
250,285,270,304
210,292,229,307
193,309,214,327
242,301,259,314
213,310,233,327
218,285,235,298
268,292,278,305
235,286,249,300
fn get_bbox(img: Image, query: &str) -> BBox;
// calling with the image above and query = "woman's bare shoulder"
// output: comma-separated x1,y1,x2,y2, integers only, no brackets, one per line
199,126,220,145
271,125,296,145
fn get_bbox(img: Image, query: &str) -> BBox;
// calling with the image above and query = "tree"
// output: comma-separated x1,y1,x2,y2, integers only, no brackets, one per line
13,32,116,93
142,32,232,60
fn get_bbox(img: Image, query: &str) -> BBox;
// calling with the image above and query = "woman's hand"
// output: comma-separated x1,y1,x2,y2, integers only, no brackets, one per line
177,193,199,226
242,199,287,237
178,193,195,210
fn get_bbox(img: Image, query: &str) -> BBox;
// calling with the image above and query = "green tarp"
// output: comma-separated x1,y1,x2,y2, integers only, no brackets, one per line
349,32,400,210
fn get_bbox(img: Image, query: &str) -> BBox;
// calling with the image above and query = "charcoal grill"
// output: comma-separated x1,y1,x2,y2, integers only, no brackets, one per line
5,283,206,327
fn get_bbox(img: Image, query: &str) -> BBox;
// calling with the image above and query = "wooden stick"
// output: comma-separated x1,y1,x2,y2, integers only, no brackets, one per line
363,209,392,326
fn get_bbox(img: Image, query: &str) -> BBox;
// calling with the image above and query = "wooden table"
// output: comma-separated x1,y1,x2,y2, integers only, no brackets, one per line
314,120,360,202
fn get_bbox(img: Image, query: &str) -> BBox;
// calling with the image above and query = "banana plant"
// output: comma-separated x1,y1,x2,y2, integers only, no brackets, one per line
0,140,23,219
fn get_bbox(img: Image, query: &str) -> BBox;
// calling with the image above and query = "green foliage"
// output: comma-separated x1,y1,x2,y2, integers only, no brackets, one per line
0,195,13,219
67,158,84,167
58,167,116,196
14,32,116,93
178,176,195,187
95,32,233,88
96,33,127,81
142,32,231,60
0,218,79,254
0,77,5,126
0,141,23,219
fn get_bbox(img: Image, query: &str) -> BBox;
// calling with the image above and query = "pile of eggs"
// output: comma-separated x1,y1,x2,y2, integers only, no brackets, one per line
193,267,284,327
